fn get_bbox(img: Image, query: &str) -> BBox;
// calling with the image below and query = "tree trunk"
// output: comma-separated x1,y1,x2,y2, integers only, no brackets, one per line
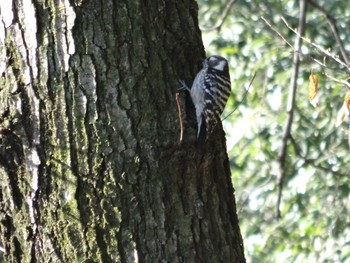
0,0,245,262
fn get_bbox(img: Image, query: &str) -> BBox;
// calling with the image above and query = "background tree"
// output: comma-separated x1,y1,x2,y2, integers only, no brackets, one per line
198,0,350,262
0,0,245,262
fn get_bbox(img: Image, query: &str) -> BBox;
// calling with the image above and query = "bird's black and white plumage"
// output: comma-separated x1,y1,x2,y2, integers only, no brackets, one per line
180,55,231,142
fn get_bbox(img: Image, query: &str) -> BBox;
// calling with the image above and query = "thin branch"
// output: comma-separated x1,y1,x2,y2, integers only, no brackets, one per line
308,0,350,66
281,16,349,70
261,16,348,73
289,135,344,177
277,0,307,219
261,16,338,70
261,16,294,49
237,172,274,214
201,0,237,31
222,72,256,121
324,72,350,89
175,93,184,143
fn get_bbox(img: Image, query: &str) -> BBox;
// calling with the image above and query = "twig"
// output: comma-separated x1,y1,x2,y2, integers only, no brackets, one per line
261,16,346,73
222,72,256,121
324,73,350,89
261,16,294,49
201,0,237,31
308,0,350,67
289,135,344,177
277,0,307,219
237,172,274,214
281,16,349,70
175,93,184,143
261,16,350,88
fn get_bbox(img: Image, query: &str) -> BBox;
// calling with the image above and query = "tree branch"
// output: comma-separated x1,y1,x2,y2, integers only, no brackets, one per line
261,16,349,74
289,135,344,177
324,72,350,89
308,0,350,67
281,16,349,70
261,16,294,49
277,0,307,219
262,15,350,90
222,72,256,121
201,0,237,31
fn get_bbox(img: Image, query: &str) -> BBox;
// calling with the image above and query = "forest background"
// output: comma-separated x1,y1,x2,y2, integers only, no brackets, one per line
200,0,350,262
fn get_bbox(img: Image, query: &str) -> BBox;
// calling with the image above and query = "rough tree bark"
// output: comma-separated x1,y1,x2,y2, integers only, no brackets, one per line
0,0,245,262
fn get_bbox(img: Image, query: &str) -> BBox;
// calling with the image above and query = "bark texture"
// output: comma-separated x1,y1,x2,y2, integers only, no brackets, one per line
0,0,245,262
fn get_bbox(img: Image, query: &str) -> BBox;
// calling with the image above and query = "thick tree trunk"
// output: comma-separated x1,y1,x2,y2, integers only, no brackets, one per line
0,0,245,262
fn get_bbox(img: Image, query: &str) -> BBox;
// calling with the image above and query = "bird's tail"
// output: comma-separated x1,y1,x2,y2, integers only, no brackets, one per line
197,115,207,144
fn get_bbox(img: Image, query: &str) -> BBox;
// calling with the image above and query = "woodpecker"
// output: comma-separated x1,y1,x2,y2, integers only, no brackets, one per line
180,55,231,142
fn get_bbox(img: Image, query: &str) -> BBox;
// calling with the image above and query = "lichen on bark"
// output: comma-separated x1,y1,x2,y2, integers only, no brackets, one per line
0,0,245,262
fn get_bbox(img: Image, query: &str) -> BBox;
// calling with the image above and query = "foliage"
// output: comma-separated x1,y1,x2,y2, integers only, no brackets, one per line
198,0,350,262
